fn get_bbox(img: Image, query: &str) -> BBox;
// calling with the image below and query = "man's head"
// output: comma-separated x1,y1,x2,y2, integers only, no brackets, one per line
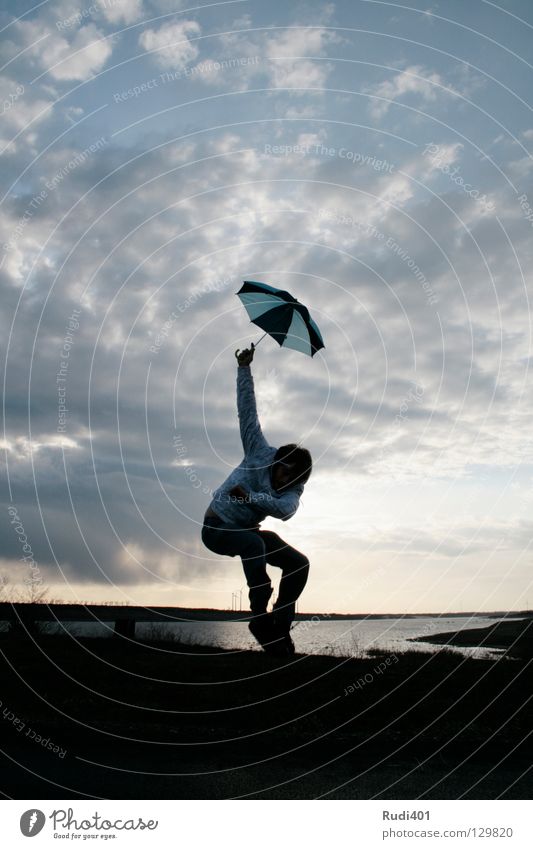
271,444,312,492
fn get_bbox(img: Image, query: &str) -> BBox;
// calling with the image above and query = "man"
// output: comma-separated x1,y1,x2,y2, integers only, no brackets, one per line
201,343,311,656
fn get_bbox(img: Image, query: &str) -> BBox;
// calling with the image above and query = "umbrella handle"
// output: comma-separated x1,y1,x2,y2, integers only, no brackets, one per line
235,333,266,364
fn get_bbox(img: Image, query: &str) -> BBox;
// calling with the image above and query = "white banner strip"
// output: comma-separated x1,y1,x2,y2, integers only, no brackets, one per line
1,799,531,848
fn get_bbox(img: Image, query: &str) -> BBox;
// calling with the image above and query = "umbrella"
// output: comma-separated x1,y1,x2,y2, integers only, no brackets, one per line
236,280,325,357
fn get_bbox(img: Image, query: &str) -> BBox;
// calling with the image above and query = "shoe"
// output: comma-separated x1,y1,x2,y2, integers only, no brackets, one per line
271,607,296,656
249,614,290,657
272,603,294,635
283,631,296,656
248,613,271,645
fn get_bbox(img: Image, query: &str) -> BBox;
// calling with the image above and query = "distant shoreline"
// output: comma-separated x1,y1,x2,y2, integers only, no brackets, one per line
1,601,531,622
412,617,533,654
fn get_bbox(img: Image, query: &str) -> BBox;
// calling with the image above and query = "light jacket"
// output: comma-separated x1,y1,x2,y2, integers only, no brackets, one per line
208,366,304,527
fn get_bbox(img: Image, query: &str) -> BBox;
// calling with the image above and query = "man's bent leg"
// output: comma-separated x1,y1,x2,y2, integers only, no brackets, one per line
237,533,273,613
231,531,277,652
202,522,283,654
202,524,272,613
259,531,309,632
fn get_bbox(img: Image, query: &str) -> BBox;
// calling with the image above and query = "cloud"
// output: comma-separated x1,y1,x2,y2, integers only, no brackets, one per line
264,26,340,92
366,64,455,119
13,19,113,81
342,516,533,557
200,21,340,93
1,0,532,609
98,0,145,25
184,55,262,91
138,20,201,70
144,0,185,11
0,75,53,153
421,142,464,175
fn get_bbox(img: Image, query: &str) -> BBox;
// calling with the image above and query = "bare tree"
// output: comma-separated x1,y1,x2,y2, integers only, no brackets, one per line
0,576,50,604
0,574,7,600
22,580,49,604
0,574,16,602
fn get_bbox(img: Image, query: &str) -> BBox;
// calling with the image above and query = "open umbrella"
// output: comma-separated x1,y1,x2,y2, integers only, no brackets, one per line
236,280,325,357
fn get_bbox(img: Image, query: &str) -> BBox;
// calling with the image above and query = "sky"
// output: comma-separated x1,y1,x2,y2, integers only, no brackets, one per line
1,0,533,614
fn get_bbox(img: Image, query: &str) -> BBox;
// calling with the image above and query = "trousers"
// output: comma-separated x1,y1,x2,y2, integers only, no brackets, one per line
201,514,309,619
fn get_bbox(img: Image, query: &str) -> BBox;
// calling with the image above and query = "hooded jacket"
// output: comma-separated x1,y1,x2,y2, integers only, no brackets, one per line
208,366,304,527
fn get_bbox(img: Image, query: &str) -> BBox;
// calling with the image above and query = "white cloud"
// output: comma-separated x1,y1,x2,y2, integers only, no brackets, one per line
64,105,85,125
56,24,114,80
144,0,185,11
186,55,261,91
265,26,339,92
98,0,144,24
420,142,464,179
506,153,533,179
366,64,454,119
138,20,201,70
284,104,318,119
1,435,81,458
269,57,332,91
377,173,414,209
266,26,336,59
13,19,113,81
195,20,340,94
348,517,533,557
0,76,53,152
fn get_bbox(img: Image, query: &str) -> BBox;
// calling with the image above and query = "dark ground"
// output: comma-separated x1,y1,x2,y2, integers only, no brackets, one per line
0,621,531,799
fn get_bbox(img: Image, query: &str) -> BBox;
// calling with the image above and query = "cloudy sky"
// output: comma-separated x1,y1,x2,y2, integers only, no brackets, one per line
1,0,532,614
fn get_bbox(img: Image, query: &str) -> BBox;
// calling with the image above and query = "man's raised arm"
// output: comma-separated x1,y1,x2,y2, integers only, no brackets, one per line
235,344,269,456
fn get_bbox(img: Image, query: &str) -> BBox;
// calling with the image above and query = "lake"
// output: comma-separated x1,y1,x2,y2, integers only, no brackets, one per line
24,615,512,659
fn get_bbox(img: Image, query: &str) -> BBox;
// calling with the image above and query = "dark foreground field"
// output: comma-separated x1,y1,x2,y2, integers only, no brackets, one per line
0,625,531,799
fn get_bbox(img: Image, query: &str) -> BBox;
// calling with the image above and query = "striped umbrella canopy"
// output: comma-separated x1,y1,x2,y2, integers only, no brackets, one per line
236,281,325,357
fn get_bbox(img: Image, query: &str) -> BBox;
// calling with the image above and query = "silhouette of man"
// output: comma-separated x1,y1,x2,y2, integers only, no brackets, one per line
201,344,311,656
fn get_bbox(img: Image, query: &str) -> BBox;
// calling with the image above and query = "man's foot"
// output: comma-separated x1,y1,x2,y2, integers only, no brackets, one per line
281,630,295,656
271,608,296,656
249,614,290,657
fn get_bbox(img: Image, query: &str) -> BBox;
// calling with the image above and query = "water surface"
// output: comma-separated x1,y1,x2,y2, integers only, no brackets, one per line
19,615,513,659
